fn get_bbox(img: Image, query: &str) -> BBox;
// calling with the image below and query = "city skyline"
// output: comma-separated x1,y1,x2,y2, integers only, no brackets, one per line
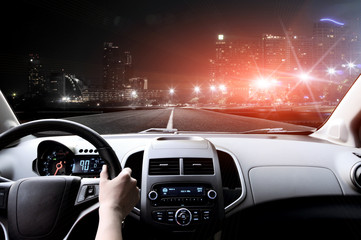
22,14,361,106
6,18,361,105
1,0,361,96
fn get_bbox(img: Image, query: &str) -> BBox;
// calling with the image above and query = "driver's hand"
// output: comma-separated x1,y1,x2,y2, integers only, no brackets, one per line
99,165,140,220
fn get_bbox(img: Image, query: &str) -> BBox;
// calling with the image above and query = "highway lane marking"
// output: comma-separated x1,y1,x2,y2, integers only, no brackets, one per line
166,108,174,129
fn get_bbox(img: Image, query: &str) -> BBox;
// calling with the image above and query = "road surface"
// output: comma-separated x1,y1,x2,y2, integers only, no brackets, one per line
65,107,314,134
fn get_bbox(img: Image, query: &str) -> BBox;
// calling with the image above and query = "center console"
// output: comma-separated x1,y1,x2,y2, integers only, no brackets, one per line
140,137,224,232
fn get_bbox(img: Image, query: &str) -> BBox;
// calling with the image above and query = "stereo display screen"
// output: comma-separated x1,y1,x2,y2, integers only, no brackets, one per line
160,186,205,197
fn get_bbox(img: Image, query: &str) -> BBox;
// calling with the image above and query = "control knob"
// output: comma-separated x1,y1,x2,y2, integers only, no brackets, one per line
207,189,217,200
148,190,158,200
175,208,192,226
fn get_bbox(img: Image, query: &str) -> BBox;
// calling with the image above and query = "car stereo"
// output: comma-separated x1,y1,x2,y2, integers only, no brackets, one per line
148,184,217,207
146,183,218,227
141,137,224,233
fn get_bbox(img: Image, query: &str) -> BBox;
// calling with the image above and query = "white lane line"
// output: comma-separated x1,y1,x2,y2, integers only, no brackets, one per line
166,108,174,129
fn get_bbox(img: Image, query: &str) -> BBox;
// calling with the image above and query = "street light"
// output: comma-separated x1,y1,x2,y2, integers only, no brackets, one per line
62,96,70,102
346,62,356,75
169,88,175,104
327,67,336,82
327,67,336,75
256,78,271,89
299,73,311,82
131,90,137,104
194,86,201,102
219,84,226,92
347,62,356,69
194,86,200,94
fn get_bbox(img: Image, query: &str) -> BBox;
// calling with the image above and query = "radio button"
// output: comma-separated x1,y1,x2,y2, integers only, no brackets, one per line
192,210,200,222
167,210,175,218
152,210,165,222
202,210,212,221
175,208,192,226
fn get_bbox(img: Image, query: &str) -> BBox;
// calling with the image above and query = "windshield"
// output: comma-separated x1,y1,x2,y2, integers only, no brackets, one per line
1,0,360,134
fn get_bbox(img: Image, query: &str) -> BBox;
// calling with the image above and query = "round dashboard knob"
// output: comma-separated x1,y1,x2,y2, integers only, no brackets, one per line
207,189,217,200
148,190,158,200
175,208,192,226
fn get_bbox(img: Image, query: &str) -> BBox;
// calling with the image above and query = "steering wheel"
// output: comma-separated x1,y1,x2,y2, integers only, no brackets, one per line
0,119,122,240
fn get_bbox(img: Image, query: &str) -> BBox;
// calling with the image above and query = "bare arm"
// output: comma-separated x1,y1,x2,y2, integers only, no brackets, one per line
95,165,140,240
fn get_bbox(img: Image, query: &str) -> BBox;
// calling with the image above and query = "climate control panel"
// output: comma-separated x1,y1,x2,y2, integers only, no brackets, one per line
152,208,212,226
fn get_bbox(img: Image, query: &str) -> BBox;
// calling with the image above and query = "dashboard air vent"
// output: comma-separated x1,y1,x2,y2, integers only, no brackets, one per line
149,158,180,175
351,155,361,189
183,158,214,175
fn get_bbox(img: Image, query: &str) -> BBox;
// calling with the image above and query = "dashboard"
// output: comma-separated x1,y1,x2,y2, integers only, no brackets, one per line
31,136,245,235
2,132,361,238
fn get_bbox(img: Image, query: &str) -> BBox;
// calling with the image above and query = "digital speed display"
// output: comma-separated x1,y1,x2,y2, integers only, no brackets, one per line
160,186,205,197
72,156,104,175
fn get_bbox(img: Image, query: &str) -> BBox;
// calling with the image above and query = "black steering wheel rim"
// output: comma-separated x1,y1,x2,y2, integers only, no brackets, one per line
0,118,121,178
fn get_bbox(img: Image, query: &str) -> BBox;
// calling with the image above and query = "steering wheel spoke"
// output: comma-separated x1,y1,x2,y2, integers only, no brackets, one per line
0,182,13,213
75,178,100,205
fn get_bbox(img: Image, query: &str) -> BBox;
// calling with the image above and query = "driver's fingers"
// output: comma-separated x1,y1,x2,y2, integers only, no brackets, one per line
114,167,133,182
100,164,109,182
121,167,132,176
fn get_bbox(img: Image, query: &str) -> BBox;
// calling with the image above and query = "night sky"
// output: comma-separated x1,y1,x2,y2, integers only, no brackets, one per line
1,0,360,94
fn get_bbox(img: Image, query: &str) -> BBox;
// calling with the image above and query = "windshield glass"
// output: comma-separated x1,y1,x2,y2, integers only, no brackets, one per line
1,0,360,134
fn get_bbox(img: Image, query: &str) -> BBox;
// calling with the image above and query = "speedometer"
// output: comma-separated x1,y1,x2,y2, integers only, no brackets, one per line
72,155,105,175
37,141,74,176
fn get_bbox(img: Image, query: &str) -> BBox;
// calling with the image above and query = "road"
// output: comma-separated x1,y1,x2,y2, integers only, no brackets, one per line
205,106,332,128
66,107,314,134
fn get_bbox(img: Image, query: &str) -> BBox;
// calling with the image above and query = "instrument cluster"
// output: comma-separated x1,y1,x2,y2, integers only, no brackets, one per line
34,140,105,177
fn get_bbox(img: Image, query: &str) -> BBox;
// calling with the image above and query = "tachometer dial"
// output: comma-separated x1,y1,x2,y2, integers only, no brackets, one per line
37,141,74,176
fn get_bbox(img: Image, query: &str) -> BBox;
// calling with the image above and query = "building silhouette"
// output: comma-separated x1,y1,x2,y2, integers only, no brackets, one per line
103,42,133,91
210,35,261,85
312,19,348,72
28,53,45,96
311,18,361,82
